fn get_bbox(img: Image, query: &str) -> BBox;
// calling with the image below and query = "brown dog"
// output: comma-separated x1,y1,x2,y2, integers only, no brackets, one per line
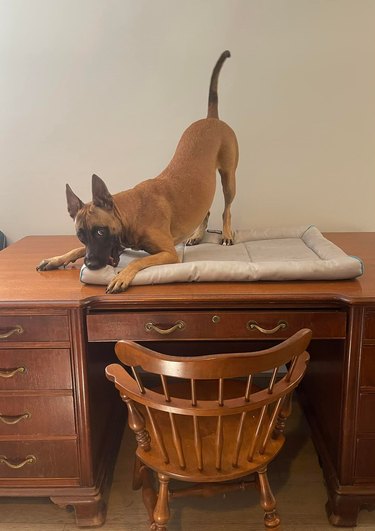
37,50,238,293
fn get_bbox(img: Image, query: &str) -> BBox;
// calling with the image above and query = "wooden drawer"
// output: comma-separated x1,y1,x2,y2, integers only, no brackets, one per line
0,439,78,478
355,436,375,480
357,393,375,433
363,310,375,339
360,346,375,388
0,349,72,390
87,310,346,342
0,315,69,343
0,394,75,436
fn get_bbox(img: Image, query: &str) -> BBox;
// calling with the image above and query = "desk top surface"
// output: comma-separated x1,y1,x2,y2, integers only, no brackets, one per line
1,233,375,309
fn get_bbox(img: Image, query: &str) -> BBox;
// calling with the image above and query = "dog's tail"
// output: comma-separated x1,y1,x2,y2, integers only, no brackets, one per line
207,50,231,119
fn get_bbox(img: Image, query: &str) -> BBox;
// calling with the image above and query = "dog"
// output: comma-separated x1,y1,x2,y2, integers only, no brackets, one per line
37,50,238,293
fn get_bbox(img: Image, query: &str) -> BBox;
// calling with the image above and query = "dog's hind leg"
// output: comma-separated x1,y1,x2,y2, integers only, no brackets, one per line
219,168,236,245
185,212,210,246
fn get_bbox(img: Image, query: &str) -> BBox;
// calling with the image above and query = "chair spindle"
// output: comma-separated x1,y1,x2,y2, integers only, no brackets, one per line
245,375,253,402
215,416,224,470
232,411,247,468
285,356,298,383
146,406,170,464
248,404,268,462
169,413,185,469
218,378,224,406
131,366,145,393
191,379,197,406
160,374,170,402
267,366,279,394
259,397,283,454
193,416,203,471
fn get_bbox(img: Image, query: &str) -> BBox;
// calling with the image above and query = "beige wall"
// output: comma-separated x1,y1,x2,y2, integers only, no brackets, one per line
1,0,375,244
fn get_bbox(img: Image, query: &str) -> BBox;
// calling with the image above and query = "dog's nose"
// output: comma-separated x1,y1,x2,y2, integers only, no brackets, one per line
84,257,103,270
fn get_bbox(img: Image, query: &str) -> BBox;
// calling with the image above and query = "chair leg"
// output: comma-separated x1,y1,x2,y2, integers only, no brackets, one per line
257,466,281,529
152,473,170,531
141,466,158,526
133,457,158,526
132,455,143,490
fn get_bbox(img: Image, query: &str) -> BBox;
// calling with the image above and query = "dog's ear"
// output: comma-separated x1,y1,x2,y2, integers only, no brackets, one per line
66,184,84,219
92,174,114,211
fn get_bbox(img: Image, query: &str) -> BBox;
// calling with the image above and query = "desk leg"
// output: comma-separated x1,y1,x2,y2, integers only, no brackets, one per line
325,494,359,527
50,493,106,527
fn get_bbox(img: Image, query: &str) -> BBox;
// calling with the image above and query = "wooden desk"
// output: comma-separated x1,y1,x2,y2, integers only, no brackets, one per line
1,234,375,527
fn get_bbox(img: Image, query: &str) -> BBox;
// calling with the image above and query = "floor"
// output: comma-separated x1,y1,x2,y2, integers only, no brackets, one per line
1,402,374,531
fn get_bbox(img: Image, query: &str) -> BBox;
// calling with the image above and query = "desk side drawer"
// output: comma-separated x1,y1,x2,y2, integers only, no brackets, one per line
0,439,78,479
357,393,375,434
0,315,69,343
360,346,375,388
363,310,375,339
0,394,75,436
87,310,346,342
355,436,375,480
0,349,72,390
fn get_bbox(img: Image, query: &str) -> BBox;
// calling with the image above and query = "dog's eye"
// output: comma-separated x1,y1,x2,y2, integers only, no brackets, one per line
96,228,106,237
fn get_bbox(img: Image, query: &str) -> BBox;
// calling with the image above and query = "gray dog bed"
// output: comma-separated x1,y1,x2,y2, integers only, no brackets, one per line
80,225,363,286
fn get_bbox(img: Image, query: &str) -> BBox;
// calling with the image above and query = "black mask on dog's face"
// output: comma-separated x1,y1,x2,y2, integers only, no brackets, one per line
76,225,121,270
66,174,123,270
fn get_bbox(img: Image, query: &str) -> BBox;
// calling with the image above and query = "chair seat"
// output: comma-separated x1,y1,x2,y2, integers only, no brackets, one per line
136,379,285,482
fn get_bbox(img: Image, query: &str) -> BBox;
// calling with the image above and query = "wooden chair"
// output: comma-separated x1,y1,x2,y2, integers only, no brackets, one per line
105,329,311,530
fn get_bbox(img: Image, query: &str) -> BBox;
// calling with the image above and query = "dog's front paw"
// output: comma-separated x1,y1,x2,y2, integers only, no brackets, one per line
221,237,234,246
36,258,61,271
106,273,130,294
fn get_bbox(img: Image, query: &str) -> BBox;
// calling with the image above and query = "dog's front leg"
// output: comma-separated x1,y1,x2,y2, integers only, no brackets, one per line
106,249,179,294
36,247,86,271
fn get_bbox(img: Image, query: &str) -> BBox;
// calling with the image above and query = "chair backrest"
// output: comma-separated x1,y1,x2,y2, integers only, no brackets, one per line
106,329,311,477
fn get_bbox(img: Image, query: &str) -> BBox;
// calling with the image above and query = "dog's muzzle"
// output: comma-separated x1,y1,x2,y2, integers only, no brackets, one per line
84,257,107,270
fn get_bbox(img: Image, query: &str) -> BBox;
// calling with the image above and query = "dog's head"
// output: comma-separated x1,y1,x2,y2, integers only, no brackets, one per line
66,174,123,270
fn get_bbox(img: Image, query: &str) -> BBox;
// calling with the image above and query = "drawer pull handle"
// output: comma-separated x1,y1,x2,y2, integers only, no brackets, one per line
0,367,26,379
145,320,185,335
0,325,24,340
246,320,288,335
0,455,36,469
0,412,30,425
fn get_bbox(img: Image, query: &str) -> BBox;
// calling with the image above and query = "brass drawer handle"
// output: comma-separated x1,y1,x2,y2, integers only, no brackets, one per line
0,455,36,469
246,320,288,335
145,320,185,335
0,412,31,425
0,325,24,340
0,367,26,379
